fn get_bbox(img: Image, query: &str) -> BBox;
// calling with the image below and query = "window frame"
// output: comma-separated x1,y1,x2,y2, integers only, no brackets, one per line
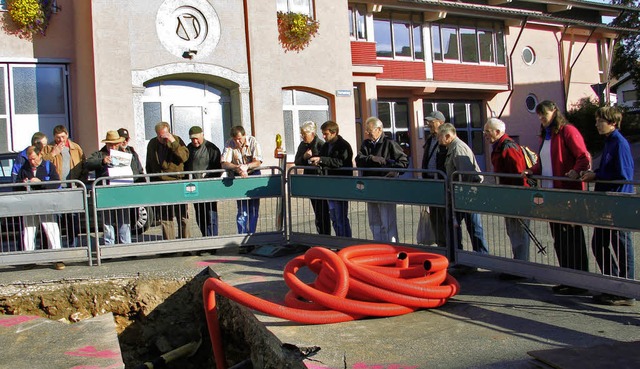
348,3,367,41
277,0,314,17
373,11,425,61
431,20,506,66
282,88,331,162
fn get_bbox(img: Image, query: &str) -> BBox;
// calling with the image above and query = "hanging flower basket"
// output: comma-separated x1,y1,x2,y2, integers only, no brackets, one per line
4,0,56,40
277,11,319,53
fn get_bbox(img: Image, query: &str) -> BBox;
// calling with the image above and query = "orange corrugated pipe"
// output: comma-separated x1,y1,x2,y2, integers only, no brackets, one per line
202,244,459,369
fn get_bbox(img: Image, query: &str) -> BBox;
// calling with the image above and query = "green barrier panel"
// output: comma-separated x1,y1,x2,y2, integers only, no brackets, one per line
95,175,282,209
289,175,446,206
453,183,640,230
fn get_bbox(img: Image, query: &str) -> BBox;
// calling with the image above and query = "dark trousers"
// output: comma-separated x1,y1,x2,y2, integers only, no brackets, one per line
550,222,588,272
311,198,331,235
157,204,190,240
429,206,447,247
592,227,635,279
194,202,218,237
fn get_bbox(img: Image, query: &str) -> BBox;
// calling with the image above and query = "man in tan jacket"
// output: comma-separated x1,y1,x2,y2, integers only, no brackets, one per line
42,125,86,252
146,122,190,240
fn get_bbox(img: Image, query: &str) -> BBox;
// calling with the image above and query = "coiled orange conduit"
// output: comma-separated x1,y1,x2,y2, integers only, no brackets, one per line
203,244,459,369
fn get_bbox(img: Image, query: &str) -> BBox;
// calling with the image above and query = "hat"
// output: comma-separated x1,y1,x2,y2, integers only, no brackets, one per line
117,128,129,139
101,130,125,144
425,111,445,122
189,126,203,138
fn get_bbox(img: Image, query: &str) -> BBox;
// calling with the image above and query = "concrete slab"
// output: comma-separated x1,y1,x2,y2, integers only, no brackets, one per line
0,247,639,369
0,313,123,369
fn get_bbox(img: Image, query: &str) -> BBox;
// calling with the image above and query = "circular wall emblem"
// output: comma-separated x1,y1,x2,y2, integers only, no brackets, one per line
156,0,221,59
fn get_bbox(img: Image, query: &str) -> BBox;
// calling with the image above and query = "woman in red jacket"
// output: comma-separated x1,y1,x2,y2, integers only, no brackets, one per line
528,100,592,295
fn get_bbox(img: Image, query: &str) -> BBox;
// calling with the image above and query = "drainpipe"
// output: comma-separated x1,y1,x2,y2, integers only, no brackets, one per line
497,17,528,119
242,0,256,134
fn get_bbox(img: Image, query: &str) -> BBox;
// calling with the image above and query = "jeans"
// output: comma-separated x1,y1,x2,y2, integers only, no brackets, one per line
367,202,398,242
505,217,530,261
237,199,260,234
103,209,132,245
592,227,635,279
550,222,588,272
328,200,351,237
195,202,219,237
454,212,489,254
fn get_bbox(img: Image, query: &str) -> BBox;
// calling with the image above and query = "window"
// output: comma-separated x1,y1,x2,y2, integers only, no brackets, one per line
522,47,536,65
622,90,638,103
431,20,505,66
373,11,424,60
0,0,7,11
525,94,538,113
282,89,330,161
348,4,367,40
277,0,313,16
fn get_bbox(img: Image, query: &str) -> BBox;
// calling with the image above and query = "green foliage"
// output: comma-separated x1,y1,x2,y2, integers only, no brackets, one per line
566,97,603,152
610,0,640,107
277,11,319,53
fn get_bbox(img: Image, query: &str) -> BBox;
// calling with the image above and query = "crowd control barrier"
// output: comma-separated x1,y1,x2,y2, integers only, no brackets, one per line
287,166,449,257
451,171,639,299
92,167,285,265
0,180,92,267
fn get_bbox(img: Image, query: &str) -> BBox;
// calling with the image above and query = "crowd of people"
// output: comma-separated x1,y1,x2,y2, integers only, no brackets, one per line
8,101,636,305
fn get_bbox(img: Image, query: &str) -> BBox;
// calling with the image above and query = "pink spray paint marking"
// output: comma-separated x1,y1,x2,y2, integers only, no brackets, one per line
70,364,122,369
65,346,121,360
306,363,419,369
0,315,39,327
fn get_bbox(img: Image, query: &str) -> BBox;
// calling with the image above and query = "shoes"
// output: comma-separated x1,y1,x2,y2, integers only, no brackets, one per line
498,273,527,281
54,262,65,270
593,293,635,306
552,284,589,295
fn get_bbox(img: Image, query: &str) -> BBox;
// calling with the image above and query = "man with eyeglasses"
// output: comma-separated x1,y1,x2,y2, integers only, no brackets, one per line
355,116,408,243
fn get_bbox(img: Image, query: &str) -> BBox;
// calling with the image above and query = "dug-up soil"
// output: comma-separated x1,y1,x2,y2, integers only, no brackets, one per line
0,272,243,368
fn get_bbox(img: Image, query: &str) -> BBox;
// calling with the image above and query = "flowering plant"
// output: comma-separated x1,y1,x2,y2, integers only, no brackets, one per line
277,11,319,53
4,0,55,40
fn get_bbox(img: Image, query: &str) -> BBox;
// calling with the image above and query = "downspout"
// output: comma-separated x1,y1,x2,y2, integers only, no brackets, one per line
564,27,596,105
243,0,255,134
497,17,528,119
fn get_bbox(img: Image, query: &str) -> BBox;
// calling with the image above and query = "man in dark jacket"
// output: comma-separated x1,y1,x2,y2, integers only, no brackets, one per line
308,121,353,237
185,126,222,237
146,122,190,240
355,117,408,242
17,146,61,251
294,121,330,235
117,128,145,181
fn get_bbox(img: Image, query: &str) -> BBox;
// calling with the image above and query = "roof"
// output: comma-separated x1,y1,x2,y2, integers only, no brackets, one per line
398,0,640,34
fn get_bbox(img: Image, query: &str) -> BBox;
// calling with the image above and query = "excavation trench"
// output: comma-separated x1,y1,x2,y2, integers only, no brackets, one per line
0,269,286,369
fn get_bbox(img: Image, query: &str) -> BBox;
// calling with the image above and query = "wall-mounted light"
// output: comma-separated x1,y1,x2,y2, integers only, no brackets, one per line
182,50,198,59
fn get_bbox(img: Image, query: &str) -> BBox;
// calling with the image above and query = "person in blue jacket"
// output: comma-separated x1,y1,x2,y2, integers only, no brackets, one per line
11,132,48,183
580,106,635,306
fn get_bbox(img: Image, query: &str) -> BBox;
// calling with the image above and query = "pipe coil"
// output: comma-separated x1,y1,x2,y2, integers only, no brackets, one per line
203,244,459,368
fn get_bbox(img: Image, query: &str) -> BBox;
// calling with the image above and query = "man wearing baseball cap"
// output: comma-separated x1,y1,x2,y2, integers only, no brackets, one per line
185,126,222,237
118,128,145,182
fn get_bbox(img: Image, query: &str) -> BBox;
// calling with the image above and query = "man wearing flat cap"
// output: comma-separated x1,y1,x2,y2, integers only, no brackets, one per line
419,111,448,247
185,126,222,237
85,131,132,244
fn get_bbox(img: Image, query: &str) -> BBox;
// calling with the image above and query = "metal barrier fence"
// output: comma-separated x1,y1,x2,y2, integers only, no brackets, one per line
451,171,639,299
287,166,449,257
0,180,92,266
92,167,285,265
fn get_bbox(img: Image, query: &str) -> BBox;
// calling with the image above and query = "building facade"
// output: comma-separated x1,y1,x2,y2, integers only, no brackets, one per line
0,0,636,169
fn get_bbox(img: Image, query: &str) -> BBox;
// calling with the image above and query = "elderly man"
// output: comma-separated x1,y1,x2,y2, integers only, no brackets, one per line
420,111,448,247
438,123,489,257
146,122,190,240
221,126,263,234
355,116,408,242
117,128,145,181
85,131,134,245
185,126,222,237
308,120,353,237
42,125,86,248
484,118,531,277
294,121,330,235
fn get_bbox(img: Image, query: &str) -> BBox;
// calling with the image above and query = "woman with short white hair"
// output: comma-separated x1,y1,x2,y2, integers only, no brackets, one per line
294,121,331,235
